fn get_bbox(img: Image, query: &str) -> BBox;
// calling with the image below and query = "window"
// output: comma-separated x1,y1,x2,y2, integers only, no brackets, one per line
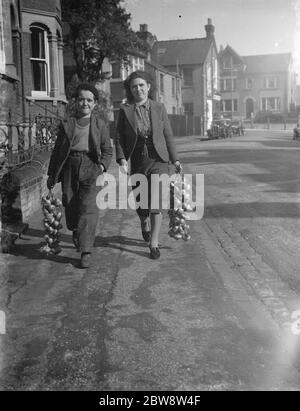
111,62,121,79
157,48,166,55
220,78,236,92
246,77,253,89
183,68,193,86
223,58,232,69
263,76,278,89
131,55,144,72
220,99,238,112
160,73,164,93
10,5,19,73
172,106,176,114
30,26,50,96
0,0,5,72
184,103,193,115
261,97,280,111
172,77,176,97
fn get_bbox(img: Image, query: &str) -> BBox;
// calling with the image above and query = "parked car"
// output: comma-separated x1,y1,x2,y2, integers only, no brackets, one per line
293,124,300,140
207,119,232,139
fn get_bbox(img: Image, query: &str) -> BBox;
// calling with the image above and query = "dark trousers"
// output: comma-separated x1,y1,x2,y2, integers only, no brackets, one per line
61,152,101,253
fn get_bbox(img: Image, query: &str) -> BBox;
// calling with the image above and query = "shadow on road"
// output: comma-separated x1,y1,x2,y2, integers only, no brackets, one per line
10,228,171,262
204,202,300,219
9,240,80,266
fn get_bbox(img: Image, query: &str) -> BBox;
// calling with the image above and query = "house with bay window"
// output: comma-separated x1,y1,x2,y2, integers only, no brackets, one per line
219,45,296,119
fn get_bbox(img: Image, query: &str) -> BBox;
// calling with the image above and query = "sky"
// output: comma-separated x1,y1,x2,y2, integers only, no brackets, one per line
123,0,300,70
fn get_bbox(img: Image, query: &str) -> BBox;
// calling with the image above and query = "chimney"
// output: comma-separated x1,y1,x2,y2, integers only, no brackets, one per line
137,24,156,60
205,18,215,39
140,24,148,32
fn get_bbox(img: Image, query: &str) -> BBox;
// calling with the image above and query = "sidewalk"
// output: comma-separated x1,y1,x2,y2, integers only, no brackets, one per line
1,155,300,390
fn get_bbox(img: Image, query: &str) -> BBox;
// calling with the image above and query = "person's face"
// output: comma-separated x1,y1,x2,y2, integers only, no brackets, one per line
129,77,150,103
77,90,96,117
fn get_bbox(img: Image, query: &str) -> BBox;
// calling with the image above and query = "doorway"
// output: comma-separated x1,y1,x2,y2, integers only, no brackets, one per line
245,98,254,119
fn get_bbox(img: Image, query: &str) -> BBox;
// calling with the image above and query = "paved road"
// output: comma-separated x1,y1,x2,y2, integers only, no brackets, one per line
1,130,300,391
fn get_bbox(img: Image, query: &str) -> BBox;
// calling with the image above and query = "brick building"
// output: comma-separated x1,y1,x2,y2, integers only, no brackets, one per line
0,0,66,122
0,0,23,121
0,0,66,249
219,45,296,119
109,49,183,116
151,19,220,131
21,0,66,117
144,59,182,114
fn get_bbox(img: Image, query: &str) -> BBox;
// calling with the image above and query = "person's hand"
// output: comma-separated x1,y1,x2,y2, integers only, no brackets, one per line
120,159,128,174
99,164,105,173
47,176,55,190
174,160,182,174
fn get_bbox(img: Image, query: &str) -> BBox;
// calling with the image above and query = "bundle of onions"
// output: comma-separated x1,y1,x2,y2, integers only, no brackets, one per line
40,191,63,254
168,173,192,241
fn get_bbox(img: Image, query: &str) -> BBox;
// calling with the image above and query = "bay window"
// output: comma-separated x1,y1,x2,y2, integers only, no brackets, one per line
220,99,238,112
261,97,280,111
220,78,236,91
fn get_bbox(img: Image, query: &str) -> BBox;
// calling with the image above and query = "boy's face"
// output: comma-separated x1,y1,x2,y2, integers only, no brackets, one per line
77,90,96,117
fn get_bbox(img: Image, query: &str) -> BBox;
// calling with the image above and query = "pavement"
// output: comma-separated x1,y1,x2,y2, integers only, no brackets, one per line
1,133,300,391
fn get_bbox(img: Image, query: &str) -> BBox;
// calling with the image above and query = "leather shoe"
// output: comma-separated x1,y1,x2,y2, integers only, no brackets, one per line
80,252,91,268
72,230,80,251
149,246,160,260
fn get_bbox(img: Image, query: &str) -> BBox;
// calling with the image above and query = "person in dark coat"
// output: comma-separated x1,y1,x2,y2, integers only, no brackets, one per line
47,83,112,268
115,71,181,260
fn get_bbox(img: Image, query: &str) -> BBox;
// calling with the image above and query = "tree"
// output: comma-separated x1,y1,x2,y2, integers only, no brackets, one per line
62,0,147,82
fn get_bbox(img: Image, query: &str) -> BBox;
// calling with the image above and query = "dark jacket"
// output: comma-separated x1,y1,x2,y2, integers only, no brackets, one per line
115,99,178,164
48,113,112,184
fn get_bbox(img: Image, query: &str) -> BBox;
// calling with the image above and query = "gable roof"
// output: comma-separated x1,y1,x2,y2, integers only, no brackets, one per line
219,45,244,64
151,37,212,66
145,60,181,77
242,53,292,73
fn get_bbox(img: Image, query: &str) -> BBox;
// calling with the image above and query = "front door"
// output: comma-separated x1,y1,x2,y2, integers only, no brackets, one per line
246,98,254,119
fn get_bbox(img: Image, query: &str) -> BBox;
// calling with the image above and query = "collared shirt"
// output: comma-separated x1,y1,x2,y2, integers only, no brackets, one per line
132,99,161,162
135,99,152,139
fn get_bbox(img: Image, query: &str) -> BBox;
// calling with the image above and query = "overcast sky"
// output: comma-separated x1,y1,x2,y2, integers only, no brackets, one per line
124,0,299,66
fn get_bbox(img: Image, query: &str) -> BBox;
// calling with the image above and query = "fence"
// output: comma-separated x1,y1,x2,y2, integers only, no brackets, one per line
0,110,59,173
168,114,203,136
109,111,203,139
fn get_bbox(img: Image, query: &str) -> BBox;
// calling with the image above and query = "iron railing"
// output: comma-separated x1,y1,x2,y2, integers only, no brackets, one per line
0,110,60,173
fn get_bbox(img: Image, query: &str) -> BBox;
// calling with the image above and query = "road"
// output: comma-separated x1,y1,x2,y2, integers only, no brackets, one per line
1,129,300,391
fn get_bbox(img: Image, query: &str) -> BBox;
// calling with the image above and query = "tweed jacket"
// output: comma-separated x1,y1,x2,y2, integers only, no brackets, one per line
48,113,112,184
115,99,179,164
